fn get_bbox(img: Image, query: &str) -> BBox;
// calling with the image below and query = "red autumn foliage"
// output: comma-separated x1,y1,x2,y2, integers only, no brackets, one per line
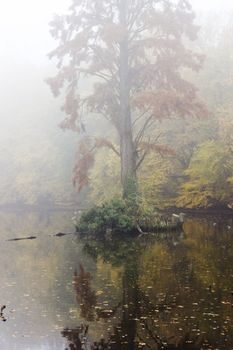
47,0,208,192
73,137,120,189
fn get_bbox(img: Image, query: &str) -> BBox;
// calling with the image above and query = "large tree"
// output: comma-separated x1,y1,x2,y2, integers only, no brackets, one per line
47,0,207,198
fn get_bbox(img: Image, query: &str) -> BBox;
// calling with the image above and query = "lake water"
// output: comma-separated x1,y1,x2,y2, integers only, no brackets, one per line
0,211,233,349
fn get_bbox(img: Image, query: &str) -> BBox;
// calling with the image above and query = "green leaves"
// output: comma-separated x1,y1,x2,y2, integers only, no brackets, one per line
77,198,134,235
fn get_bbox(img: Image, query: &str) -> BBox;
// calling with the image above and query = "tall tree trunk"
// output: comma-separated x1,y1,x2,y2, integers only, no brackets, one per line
119,0,137,199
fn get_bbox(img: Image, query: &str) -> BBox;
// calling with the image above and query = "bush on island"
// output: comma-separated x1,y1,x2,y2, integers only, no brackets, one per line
77,198,134,235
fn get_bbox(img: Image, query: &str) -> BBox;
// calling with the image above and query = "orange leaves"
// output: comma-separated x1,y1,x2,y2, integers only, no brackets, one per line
133,90,182,120
132,89,207,120
47,0,209,191
73,137,120,192
73,138,95,191
59,88,81,132
48,0,208,133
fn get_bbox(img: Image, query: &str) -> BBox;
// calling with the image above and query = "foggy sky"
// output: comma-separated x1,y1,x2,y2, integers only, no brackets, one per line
0,0,231,204
0,0,232,130
0,0,232,65
0,0,230,71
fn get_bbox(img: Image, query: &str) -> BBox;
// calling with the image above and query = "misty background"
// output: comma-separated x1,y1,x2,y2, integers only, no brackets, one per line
0,0,232,208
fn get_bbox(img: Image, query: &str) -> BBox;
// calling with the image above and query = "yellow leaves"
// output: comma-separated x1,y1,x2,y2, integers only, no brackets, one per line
89,148,121,205
218,104,233,148
176,140,233,208
138,153,180,209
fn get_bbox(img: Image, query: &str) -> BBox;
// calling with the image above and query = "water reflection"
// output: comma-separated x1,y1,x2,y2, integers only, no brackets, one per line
0,211,232,349
62,218,233,350
73,265,97,322
61,326,204,350
62,325,89,350
0,210,76,350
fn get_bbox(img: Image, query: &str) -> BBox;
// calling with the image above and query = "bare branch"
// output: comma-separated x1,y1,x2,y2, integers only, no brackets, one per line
134,114,154,146
132,108,151,127
135,150,147,171
94,138,121,157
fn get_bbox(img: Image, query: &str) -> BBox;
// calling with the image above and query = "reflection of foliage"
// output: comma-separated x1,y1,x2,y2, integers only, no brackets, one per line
62,324,89,350
73,263,121,323
62,323,205,349
82,235,142,267
62,314,203,350
72,221,233,349
183,218,233,290
73,264,97,321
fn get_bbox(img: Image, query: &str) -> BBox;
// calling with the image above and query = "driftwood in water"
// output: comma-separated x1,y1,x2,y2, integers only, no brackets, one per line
53,232,74,237
6,236,37,242
6,232,76,242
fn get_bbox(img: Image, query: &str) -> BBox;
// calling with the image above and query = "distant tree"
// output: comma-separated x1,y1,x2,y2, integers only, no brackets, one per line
176,140,233,209
47,0,207,199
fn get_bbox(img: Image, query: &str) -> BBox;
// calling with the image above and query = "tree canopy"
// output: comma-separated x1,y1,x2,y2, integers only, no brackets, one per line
47,0,207,198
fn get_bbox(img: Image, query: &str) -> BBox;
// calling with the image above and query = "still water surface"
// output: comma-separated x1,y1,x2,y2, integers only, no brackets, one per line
0,211,233,349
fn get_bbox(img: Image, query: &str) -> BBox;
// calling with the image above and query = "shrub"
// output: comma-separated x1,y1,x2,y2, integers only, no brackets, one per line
77,198,134,235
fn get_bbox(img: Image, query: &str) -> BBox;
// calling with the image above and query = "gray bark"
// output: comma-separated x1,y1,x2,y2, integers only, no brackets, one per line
119,0,137,198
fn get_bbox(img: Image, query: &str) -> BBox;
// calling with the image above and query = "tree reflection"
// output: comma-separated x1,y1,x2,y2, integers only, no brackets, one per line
62,324,89,350
62,232,215,349
61,324,204,350
61,218,233,349
73,264,97,321
73,263,121,323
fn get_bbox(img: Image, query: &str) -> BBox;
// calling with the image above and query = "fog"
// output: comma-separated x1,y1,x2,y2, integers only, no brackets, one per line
1,1,233,349
0,0,232,208
0,1,75,208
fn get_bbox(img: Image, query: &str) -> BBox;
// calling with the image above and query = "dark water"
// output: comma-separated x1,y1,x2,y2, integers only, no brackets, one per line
0,211,233,349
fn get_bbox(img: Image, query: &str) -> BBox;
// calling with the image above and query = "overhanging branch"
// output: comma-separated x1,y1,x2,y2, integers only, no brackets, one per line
134,114,154,147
